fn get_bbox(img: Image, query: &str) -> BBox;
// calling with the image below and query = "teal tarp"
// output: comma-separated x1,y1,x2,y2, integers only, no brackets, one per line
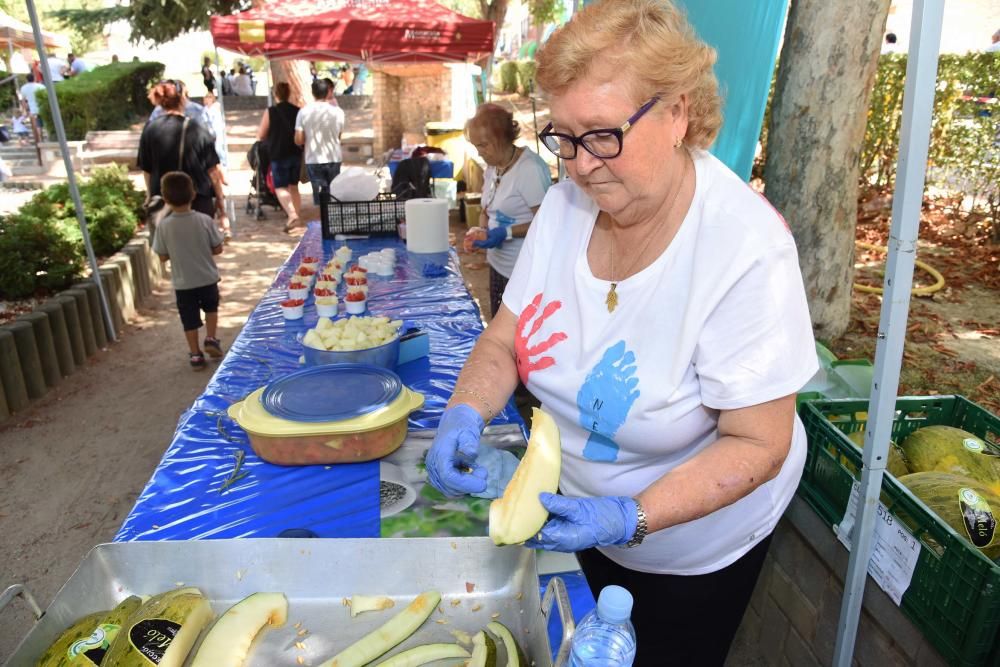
678,0,788,180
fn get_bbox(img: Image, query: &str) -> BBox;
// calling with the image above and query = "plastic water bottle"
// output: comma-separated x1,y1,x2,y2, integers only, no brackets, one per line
570,585,637,666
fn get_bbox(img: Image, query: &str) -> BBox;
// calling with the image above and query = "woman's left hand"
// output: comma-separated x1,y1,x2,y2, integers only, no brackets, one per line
525,493,638,552
473,226,508,249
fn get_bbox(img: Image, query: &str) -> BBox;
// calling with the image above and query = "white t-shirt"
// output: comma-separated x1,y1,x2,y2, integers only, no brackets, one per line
19,82,45,114
483,147,551,278
987,41,1000,52
295,101,345,165
503,150,818,575
46,58,66,82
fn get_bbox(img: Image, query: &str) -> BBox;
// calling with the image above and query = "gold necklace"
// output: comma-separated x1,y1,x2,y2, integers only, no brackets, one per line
606,151,690,313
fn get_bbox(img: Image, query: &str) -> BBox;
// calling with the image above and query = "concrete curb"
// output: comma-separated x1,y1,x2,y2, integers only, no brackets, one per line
1,228,164,419
56,295,86,367
3,321,46,400
0,329,30,412
37,301,75,378
17,312,60,388
74,280,108,349
98,267,125,335
61,289,96,357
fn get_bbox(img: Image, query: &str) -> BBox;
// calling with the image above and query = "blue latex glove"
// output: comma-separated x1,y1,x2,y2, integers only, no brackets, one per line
473,226,508,249
525,493,639,553
470,446,520,499
425,405,486,496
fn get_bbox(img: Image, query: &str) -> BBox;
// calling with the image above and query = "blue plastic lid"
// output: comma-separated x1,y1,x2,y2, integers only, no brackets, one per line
261,364,402,422
597,585,633,623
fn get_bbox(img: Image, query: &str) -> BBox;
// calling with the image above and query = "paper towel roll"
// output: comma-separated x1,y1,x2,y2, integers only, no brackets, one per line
405,198,450,254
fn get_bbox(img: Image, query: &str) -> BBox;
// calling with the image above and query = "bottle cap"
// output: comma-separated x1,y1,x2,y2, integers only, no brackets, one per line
597,585,633,623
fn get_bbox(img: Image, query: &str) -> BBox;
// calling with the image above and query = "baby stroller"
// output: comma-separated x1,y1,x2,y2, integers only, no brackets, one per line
246,141,282,220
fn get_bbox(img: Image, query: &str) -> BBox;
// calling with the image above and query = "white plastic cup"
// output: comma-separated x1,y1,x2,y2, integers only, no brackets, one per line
316,302,339,318
345,298,367,315
288,286,309,300
281,302,305,320
375,260,394,276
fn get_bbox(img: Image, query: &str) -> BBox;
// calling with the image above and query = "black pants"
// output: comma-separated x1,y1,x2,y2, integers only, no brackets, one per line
193,193,215,218
576,535,772,667
489,266,508,319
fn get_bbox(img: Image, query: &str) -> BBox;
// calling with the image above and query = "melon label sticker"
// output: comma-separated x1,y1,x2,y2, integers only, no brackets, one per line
958,488,997,548
838,481,921,606
963,437,994,456
129,619,180,664
68,623,121,664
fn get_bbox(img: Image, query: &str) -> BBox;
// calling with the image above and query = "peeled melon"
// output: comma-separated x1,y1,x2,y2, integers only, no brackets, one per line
190,592,287,667
489,408,561,545
900,426,1000,495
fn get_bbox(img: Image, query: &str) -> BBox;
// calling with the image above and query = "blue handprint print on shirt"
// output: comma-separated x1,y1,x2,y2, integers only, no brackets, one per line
576,341,640,462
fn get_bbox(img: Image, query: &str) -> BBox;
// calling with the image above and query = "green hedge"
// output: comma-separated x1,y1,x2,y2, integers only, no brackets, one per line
1,71,18,111
516,61,537,96
759,52,1000,240
499,61,519,94
37,61,164,140
0,164,144,299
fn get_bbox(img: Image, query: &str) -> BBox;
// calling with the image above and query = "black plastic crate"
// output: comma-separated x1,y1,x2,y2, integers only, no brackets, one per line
320,191,406,239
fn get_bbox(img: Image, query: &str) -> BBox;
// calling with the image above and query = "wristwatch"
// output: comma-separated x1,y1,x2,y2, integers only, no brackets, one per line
625,498,648,548
505,226,513,241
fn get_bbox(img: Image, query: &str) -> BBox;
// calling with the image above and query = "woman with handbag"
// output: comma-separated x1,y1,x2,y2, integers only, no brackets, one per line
257,81,303,232
138,81,228,239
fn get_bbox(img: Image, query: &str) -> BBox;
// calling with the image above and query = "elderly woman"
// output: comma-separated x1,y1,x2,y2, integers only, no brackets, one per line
257,81,303,231
464,103,551,317
138,81,226,222
426,1,817,664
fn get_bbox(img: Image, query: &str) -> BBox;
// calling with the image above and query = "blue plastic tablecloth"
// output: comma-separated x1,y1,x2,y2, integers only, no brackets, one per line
115,223,523,542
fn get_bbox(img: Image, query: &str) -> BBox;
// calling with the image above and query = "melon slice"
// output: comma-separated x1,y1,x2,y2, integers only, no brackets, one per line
489,408,561,545
318,590,441,667
373,643,470,666
467,630,497,667
344,595,395,617
190,592,287,667
486,621,527,667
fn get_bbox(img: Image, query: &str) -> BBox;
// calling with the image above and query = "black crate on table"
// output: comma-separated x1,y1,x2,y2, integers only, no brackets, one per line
798,395,1000,666
320,191,406,239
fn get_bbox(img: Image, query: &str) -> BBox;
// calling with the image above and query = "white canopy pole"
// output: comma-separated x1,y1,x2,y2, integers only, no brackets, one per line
832,0,944,663
214,48,229,159
24,0,117,342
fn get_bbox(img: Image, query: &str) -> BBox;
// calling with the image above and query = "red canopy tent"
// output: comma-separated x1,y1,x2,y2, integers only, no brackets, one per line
209,0,494,63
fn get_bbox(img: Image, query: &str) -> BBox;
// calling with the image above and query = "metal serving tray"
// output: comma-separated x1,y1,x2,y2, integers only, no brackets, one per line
4,537,573,666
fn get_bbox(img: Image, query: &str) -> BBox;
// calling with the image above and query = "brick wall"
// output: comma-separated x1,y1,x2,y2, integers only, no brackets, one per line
371,64,452,154
728,497,949,666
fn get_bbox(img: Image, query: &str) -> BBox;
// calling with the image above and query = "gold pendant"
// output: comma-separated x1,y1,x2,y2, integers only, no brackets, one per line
606,283,618,313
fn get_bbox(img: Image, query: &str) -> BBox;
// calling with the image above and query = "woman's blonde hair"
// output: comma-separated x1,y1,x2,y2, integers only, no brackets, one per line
535,0,721,149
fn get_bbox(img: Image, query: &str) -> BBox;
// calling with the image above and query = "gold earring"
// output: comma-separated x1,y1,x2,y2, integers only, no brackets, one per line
674,136,683,148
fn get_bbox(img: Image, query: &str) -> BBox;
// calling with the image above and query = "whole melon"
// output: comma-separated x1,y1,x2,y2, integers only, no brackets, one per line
897,471,1000,560
900,426,1000,495
847,431,910,478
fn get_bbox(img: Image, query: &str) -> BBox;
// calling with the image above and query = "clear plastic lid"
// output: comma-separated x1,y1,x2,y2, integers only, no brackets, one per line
597,585,634,624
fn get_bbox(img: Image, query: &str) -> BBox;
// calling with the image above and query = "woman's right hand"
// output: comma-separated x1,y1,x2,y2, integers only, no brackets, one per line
463,227,488,253
426,404,487,496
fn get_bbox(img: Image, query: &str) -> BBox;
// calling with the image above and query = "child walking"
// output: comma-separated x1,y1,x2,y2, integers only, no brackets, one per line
152,171,226,369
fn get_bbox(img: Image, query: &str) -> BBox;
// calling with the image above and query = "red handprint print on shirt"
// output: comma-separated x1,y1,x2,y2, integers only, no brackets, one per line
515,292,568,383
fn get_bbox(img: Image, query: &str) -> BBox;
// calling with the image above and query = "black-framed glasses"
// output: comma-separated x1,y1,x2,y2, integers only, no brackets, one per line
538,96,661,160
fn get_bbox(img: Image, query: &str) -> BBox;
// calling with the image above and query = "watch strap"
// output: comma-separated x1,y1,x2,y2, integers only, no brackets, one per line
625,498,648,548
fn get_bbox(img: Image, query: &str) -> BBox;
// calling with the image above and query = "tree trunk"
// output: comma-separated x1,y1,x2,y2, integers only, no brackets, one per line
250,0,313,107
763,0,891,341
480,0,509,45
269,60,313,108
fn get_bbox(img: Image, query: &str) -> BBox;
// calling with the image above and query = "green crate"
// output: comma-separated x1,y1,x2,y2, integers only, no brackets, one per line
798,395,1000,666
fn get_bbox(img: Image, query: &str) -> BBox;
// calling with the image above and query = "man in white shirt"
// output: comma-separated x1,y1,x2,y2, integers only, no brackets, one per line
294,78,345,205
19,73,45,120
46,54,67,82
987,29,1000,52
67,54,91,77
